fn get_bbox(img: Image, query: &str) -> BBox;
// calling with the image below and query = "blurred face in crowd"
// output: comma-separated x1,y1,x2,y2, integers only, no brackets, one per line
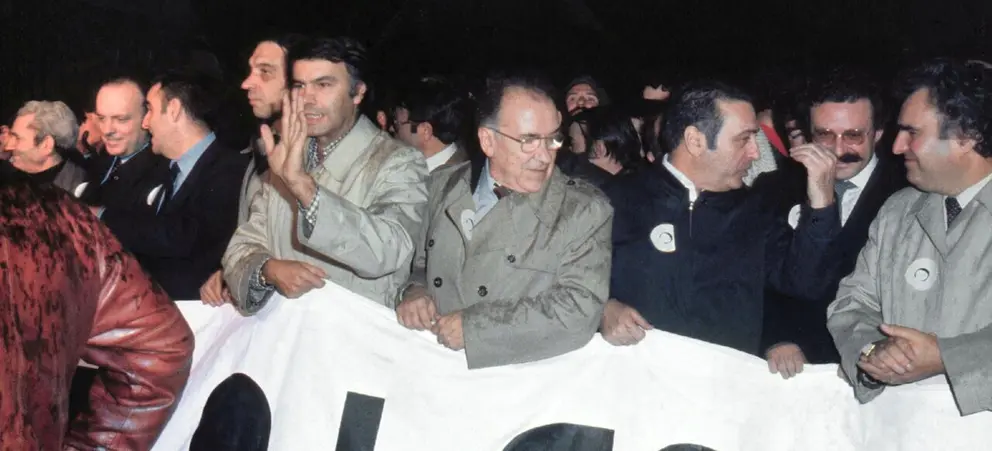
4,114,59,173
241,41,288,121
810,99,882,180
687,100,760,192
292,59,366,140
77,112,103,147
0,126,9,159
893,89,974,195
392,107,423,149
96,82,149,157
565,83,599,114
479,87,564,193
785,119,806,147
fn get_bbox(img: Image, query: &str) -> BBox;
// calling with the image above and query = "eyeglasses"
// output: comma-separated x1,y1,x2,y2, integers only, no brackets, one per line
486,127,564,153
812,128,869,147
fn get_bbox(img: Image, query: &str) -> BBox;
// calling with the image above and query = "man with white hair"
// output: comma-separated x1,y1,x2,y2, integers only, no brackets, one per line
1,101,87,195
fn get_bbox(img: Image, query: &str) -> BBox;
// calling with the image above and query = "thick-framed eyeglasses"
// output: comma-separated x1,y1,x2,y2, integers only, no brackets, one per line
812,128,869,147
486,127,564,153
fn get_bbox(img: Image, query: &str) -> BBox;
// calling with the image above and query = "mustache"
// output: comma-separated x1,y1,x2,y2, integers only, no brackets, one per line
838,153,862,164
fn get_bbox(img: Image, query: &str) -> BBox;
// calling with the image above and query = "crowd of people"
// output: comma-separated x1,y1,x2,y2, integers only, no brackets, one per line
2,31,991,449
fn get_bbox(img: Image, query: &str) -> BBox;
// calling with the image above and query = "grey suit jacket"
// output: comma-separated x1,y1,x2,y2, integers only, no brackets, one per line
404,162,613,369
828,181,992,415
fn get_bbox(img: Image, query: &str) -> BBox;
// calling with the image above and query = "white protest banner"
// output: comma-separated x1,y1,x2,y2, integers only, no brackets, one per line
154,282,992,451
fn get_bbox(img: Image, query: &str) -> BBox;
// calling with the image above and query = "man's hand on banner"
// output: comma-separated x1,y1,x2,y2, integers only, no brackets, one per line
600,299,653,346
766,343,807,379
859,324,945,385
432,311,464,350
200,270,233,306
397,286,440,330
262,258,327,299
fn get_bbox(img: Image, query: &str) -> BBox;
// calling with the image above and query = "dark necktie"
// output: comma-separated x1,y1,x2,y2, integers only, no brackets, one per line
835,179,857,218
493,184,512,200
158,164,182,213
945,197,963,228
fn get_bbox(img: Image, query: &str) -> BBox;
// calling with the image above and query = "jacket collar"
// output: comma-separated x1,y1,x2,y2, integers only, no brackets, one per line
316,115,381,182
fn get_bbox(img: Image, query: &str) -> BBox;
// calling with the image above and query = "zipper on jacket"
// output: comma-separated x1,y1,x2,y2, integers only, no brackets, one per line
688,200,695,238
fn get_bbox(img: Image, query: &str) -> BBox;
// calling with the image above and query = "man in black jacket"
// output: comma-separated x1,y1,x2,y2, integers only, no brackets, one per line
601,81,841,356
98,69,248,300
757,69,907,377
81,76,170,212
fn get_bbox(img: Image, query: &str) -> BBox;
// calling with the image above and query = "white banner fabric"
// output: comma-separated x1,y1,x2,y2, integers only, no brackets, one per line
152,282,991,451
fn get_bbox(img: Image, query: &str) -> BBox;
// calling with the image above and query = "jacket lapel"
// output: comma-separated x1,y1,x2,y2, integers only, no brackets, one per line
913,192,949,257
467,168,566,257
442,164,476,248
165,141,221,211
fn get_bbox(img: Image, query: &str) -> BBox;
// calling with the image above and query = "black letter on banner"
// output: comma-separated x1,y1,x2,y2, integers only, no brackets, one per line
335,392,386,451
659,445,718,451
503,423,614,451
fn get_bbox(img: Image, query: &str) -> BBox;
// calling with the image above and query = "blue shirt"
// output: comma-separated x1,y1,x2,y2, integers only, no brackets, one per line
156,133,215,213
171,132,216,192
472,159,500,223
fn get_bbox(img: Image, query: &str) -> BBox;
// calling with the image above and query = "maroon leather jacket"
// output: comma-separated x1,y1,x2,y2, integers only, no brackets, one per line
0,181,195,450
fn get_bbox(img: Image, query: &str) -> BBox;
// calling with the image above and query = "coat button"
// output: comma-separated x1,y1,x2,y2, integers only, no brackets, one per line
478,285,488,297
566,180,576,186
507,255,516,263
428,239,435,248
113,176,119,181
433,277,443,287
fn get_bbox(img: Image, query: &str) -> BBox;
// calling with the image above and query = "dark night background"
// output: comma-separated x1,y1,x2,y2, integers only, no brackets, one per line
2,0,990,137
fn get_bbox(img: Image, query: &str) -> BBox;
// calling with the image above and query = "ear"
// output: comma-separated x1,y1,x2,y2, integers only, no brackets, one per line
873,129,884,144
41,135,56,154
419,122,434,141
478,127,496,158
167,98,183,122
683,125,707,157
954,136,978,156
352,82,368,105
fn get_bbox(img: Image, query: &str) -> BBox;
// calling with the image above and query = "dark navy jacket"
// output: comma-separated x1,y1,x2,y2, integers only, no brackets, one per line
604,164,842,355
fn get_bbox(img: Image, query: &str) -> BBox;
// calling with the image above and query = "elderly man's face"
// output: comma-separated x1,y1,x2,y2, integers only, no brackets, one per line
5,114,56,173
479,87,564,193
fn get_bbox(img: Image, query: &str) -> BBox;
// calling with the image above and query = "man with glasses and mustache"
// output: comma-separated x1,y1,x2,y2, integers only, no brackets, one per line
760,68,907,379
395,71,613,369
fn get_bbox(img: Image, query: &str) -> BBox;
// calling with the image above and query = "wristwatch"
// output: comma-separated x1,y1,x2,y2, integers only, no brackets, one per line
858,341,884,389
257,257,274,288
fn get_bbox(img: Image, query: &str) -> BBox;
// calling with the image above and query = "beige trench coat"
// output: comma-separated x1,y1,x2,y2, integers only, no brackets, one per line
403,162,613,369
224,116,428,313
828,182,992,415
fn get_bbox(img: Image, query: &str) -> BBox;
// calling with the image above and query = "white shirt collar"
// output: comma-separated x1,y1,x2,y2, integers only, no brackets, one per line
847,154,878,189
952,170,992,208
663,153,699,202
425,143,458,172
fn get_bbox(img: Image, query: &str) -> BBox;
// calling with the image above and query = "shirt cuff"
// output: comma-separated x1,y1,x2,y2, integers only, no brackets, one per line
299,189,321,239
249,256,274,291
